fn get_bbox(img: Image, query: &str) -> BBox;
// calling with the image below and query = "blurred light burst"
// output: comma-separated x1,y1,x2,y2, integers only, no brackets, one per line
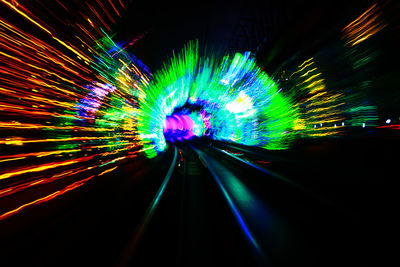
0,0,149,220
1,0,399,220
137,41,299,157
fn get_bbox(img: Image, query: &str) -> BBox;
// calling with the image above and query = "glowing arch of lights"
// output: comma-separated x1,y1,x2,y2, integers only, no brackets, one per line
137,41,299,158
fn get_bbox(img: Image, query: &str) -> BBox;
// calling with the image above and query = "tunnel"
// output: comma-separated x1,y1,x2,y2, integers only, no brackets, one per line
0,0,399,266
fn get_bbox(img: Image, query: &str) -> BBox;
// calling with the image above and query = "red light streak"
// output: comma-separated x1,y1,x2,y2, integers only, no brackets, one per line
377,125,400,130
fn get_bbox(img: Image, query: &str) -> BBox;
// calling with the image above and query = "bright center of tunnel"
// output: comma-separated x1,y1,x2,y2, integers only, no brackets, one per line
163,109,210,142
164,114,195,142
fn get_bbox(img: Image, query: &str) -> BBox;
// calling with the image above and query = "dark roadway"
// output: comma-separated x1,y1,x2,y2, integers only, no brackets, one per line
0,131,397,267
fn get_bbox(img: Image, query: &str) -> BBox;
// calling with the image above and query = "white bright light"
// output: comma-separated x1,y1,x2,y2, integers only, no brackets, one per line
362,123,366,128
140,133,158,139
386,118,391,124
226,92,253,114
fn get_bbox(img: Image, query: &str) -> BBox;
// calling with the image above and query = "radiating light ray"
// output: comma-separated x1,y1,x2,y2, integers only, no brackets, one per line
1,0,396,223
138,41,299,157
342,3,387,47
0,0,149,220
283,58,347,137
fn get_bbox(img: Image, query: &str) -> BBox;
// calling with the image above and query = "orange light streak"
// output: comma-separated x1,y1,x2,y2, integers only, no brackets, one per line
95,0,116,24
0,159,82,181
0,175,95,220
1,0,52,35
98,166,118,176
0,166,97,198
108,0,121,17
342,4,386,46
0,149,80,161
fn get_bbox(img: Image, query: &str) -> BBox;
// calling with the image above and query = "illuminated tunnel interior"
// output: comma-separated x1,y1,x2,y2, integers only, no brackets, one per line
164,103,209,142
164,114,197,141
0,0,399,266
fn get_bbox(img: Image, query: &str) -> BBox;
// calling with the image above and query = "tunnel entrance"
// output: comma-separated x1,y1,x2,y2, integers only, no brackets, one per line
163,103,210,142
164,114,195,142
